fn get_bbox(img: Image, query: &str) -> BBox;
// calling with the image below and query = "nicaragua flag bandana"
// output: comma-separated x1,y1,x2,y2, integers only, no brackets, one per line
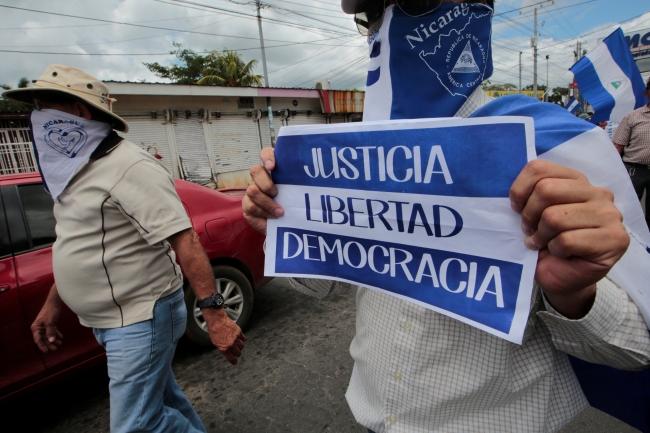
364,3,493,121
30,109,111,203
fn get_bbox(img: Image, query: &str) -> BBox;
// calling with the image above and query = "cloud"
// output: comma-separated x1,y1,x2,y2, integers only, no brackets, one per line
0,0,647,92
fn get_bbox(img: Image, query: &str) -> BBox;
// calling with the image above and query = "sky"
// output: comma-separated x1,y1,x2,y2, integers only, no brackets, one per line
0,0,648,92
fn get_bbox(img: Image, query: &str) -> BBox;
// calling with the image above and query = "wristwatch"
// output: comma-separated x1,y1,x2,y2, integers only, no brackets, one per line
197,292,225,309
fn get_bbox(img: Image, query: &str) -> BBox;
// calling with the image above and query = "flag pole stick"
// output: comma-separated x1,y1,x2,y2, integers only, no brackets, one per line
543,69,571,99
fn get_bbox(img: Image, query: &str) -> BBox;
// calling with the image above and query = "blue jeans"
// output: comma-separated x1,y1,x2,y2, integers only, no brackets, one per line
93,289,206,433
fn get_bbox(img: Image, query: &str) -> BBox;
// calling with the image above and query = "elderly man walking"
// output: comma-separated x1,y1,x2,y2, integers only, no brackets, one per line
613,78,650,229
3,65,246,433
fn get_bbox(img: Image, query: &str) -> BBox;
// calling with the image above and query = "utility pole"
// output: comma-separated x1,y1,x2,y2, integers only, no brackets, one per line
256,0,275,146
519,52,522,94
545,55,549,102
574,41,585,113
532,8,538,99
256,0,269,88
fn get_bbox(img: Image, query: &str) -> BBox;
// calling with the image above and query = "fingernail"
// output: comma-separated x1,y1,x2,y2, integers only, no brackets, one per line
49,337,55,343
264,160,273,171
273,208,284,217
521,222,534,235
525,236,540,250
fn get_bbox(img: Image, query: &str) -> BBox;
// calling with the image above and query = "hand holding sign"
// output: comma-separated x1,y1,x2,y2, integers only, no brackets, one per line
244,147,283,235
510,160,630,319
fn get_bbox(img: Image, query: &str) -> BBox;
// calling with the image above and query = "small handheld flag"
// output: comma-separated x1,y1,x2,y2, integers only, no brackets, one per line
569,28,648,124
566,97,580,114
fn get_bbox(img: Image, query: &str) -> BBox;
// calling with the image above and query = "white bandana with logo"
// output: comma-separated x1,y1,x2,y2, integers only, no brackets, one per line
31,109,111,203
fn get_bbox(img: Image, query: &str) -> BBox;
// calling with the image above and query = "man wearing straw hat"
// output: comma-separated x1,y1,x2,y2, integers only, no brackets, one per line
3,65,246,432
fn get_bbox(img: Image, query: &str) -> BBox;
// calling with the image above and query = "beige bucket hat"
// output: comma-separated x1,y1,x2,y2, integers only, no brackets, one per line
2,64,129,132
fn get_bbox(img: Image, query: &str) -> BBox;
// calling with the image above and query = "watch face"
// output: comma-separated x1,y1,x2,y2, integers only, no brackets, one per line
213,293,225,308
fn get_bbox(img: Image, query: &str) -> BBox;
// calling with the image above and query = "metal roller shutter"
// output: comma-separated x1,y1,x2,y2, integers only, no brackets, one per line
121,117,174,174
258,118,274,148
210,116,261,174
173,117,213,183
286,113,328,126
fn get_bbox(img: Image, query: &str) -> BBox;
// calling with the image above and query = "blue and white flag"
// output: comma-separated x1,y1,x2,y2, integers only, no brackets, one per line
570,28,648,124
474,97,650,433
266,117,539,344
364,3,493,121
566,97,580,114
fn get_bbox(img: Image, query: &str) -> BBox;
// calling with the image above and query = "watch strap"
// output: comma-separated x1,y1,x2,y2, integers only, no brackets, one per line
197,293,225,309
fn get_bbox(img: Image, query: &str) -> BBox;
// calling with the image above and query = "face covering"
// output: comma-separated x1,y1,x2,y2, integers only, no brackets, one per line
30,109,112,203
364,3,494,121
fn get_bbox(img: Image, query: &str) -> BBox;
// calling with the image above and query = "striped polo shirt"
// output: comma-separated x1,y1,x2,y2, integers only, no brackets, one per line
612,104,650,165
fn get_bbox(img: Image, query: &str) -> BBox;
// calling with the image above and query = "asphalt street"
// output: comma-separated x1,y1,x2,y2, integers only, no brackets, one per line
1,278,641,433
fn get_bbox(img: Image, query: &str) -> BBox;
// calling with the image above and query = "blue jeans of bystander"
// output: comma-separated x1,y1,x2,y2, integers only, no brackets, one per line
93,289,206,433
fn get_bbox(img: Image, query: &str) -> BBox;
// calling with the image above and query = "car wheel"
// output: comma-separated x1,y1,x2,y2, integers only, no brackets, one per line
184,265,254,347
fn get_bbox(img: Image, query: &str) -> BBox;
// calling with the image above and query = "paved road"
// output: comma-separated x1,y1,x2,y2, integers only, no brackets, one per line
1,278,640,433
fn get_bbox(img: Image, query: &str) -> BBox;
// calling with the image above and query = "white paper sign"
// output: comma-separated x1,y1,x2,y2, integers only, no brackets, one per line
265,117,538,344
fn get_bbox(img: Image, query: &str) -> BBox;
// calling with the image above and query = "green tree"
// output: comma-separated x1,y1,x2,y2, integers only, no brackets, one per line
144,43,263,87
0,81,31,112
17,77,29,88
523,84,548,92
548,86,568,104
144,43,217,84
197,50,263,87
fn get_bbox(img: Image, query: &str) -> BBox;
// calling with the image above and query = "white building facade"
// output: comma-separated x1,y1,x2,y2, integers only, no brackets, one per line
108,82,363,188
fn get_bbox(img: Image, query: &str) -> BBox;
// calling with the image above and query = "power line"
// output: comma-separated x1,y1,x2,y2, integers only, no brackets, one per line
0,3,354,45
0,11,223,30
0,16,237,49
156,0,356,36
0,34,359,56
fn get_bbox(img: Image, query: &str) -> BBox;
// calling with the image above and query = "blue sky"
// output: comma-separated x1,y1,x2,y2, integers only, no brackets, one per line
490,0,650,88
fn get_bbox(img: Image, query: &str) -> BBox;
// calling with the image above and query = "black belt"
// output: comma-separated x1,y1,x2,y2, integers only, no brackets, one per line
624,162,650,169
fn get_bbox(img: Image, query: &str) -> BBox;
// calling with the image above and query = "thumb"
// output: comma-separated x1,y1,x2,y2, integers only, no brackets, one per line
45,325,58,343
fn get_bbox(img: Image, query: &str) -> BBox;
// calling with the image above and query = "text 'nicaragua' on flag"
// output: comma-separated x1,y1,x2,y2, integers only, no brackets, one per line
566,97,580,114
569,28,648,124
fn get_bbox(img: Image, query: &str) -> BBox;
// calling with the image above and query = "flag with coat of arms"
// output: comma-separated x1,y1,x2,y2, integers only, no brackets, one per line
569,28,648,124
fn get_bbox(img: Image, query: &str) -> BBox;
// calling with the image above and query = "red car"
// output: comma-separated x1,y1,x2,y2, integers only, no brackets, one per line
0,173,268,402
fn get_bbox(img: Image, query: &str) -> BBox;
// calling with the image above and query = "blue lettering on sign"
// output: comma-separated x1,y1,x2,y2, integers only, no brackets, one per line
626,31,650,49
273,123,526,198
276,227,523,334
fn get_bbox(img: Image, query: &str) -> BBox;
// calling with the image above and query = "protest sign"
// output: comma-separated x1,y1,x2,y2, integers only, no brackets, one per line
265,117,538,344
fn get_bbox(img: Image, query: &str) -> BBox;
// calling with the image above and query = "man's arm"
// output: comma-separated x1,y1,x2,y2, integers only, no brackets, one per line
167,229,246,365
611,115,631,158
31,283,64,353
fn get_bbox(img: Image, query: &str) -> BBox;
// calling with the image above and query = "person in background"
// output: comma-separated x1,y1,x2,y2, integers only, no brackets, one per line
612,77,650,229
2,65,246,433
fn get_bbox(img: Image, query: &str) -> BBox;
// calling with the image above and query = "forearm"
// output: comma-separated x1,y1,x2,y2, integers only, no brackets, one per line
542,284,596,320
614,143,624,155
171,230,216,300
45,283,62,308
538,278,650,370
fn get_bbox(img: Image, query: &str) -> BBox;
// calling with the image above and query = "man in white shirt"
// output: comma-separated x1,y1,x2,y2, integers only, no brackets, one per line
244,1,650,432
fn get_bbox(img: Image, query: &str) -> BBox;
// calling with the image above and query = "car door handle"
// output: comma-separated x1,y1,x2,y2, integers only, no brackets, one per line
0,286,10,294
